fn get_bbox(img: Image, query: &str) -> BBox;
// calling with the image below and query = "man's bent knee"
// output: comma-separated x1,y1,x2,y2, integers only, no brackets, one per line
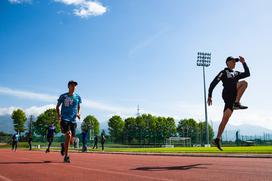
223,108,233,118
239,80,248,87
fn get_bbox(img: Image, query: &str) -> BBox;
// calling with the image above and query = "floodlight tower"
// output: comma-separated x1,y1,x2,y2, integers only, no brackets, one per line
137,105,140,117
197,52,211,145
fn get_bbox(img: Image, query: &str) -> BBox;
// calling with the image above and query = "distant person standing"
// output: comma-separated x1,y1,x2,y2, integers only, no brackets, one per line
11,132,19,151
27,131,32,151
101,133,106,151
56,80,81,163
73,137,79,149
46,123,56,153
92,135,98,149
82,131,87,152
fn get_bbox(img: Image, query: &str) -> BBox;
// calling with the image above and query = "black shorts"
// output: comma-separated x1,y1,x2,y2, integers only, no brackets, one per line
222,92,236,112
61,120,77,137
47,136,53,143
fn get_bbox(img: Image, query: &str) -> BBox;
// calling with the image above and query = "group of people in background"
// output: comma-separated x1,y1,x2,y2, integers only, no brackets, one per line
11,123,106,154
82,131,106,152
88,133,106,151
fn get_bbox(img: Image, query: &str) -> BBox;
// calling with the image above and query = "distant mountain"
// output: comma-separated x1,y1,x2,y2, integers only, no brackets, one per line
212,121,272,141
0,115,13,133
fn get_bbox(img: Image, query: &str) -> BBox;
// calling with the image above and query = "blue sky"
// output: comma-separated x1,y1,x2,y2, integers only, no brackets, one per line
1,0,272,130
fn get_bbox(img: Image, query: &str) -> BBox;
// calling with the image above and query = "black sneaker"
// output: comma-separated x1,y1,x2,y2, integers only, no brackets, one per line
45,148,50,153
60,143,65,156
212,138,223,151
233,102,248,110
64,156,70,163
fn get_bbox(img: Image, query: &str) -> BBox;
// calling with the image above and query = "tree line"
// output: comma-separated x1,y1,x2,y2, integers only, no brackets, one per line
108,114,214,145
10,109,214,145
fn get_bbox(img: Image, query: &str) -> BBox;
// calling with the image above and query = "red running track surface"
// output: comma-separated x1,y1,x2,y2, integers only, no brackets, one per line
0,149,271,181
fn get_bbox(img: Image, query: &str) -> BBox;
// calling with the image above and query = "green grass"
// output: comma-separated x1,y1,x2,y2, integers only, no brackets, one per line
92,146,272,154
1,142,272,154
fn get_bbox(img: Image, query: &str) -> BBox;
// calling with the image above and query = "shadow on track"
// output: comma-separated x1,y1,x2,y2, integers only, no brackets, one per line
132,163,212,171
0,161,63,164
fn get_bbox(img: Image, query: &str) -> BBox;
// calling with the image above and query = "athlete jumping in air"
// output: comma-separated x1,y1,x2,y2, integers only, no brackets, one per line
56,80,81,163
208,56,250,151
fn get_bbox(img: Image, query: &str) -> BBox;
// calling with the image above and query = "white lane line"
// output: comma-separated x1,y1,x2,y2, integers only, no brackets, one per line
67,165,173,181
0,152,174,181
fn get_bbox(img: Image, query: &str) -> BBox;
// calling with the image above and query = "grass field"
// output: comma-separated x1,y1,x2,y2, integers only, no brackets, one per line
98,146,272,154
1,142,272,154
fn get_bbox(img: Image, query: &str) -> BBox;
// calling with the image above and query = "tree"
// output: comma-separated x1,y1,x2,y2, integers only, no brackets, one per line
108,115,124,143
177,118,199,144
135,116,147,144
11,109,27,133
141,114,157,144
165,117,177,138
124,117,137,144
156,117,176,143
81,115,100,137
198,121,214,145
33,109,60,137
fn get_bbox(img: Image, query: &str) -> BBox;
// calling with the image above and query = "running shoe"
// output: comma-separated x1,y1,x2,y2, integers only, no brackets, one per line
212,138,223,151
64,156,70,163
233,102,248,110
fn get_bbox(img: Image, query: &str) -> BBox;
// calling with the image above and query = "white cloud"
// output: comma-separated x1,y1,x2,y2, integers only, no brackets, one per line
0,87,57,102
0,86,135,116
0,104,55,116
8,0,31,4
24,104,56,116
84,100,135,115
54,0,107,18
0,107,18,116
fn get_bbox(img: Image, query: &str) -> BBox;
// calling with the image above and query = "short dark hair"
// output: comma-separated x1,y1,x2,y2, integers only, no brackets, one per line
68,80,78,87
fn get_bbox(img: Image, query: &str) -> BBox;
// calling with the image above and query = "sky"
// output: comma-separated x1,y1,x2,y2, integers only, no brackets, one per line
0,0,272,130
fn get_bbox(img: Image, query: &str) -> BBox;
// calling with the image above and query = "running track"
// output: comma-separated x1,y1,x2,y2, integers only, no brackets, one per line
0,149,271,181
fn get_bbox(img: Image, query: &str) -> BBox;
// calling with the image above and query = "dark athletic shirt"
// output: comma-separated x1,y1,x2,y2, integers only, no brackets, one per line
47,125,56,138
208,63,250,97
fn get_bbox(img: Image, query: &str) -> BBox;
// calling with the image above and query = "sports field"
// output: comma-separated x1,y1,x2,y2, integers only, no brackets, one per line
99,146,272,154
2,143,272,154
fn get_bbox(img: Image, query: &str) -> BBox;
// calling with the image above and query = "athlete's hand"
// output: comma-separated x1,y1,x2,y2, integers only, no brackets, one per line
239,56,245,64
207,97,212,106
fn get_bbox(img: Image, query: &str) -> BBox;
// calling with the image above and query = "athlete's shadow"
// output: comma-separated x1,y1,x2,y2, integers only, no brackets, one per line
0,161,62,164
132,163,212,171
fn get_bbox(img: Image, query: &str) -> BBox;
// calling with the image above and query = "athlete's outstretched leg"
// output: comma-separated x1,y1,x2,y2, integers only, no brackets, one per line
213,108,233,151
217,108,233,139
46,139,52,153
63,131,71,163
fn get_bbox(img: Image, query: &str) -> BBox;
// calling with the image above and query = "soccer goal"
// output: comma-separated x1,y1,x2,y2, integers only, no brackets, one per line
164,137,191,147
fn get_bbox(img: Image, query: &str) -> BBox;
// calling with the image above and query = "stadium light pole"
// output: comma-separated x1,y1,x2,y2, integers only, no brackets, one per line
197,52,211,146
